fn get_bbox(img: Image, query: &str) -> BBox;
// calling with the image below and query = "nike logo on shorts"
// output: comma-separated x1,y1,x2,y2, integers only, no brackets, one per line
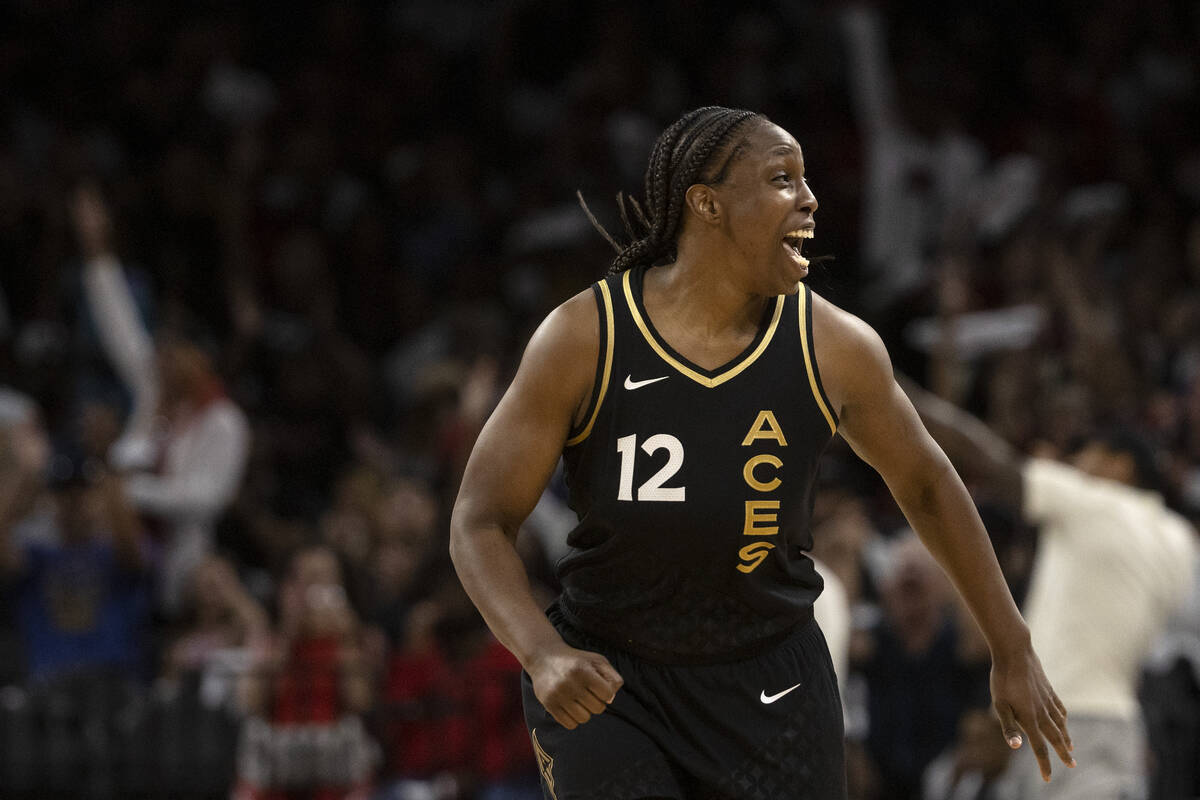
759,682,803,704
624,374,669,390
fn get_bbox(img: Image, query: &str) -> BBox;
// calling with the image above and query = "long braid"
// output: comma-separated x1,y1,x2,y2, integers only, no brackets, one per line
577,106,764,275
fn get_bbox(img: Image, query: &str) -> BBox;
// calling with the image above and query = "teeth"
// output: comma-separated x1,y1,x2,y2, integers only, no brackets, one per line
783,229,812,268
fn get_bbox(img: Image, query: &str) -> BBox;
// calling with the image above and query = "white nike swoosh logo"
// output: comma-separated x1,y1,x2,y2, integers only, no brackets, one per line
624,374,669,390
760,682,803,704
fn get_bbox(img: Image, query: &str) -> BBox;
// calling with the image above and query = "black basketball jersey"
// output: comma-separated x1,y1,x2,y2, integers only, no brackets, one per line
556,265,840,664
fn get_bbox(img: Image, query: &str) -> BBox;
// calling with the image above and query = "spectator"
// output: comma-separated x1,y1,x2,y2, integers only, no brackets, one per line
160,553,271,712
857,532,987,800
379,576,537,800
234,545,379,800
0,422,157,797
909,384,1199,800
812,555,852,696
0,438,150,684
361,474,443,642
71,184,252,617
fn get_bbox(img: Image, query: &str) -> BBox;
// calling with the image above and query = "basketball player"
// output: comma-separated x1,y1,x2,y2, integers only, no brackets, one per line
449,107,1073,799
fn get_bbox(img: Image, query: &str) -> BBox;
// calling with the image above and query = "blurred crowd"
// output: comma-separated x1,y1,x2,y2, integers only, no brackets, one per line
1,0,1199,798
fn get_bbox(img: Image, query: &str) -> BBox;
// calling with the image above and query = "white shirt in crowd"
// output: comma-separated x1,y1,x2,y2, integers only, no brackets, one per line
85,256,250,615
122,398,250,615
1021,458,1197,720
812,556,851,697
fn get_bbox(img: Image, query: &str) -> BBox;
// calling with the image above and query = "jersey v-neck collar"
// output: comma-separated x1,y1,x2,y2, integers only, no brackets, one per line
621,266,784,388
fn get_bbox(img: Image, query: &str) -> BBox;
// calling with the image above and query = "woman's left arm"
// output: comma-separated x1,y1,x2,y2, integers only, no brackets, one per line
810,293,1074,782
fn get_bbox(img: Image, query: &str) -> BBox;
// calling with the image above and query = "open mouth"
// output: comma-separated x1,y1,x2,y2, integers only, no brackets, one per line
782,228,813,267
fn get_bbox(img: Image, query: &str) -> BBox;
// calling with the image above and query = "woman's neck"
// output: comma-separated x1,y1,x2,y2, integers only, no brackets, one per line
644,258,767,337
639,261,770,371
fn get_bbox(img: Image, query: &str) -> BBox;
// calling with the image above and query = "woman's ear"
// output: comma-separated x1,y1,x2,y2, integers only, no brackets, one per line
685,183,722,225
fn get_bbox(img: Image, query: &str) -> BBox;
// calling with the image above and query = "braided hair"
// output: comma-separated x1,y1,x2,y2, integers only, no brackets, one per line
579,106,766,275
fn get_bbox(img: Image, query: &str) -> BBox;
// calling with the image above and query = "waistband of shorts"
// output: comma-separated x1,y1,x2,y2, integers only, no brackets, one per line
548,598,815,667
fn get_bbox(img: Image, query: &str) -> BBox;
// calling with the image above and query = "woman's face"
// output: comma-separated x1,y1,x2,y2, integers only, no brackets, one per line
704,122,819,294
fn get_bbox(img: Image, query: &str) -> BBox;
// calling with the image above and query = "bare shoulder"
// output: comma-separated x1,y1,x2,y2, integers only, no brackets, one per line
514,285,601,426
808,289,893,416
523,286,598,375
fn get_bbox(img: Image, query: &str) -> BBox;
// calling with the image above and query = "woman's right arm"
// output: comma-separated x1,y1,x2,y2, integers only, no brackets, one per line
449,289,623,730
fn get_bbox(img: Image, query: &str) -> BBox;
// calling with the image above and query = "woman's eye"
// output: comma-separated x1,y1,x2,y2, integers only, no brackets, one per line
774,173,791,183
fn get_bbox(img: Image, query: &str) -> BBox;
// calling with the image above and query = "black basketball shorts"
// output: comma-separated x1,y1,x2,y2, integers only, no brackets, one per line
521,606,846,800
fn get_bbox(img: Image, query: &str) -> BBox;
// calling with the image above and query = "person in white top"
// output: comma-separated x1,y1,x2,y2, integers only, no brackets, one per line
908,381,1198,800
812,555,852,696
70,185,251,617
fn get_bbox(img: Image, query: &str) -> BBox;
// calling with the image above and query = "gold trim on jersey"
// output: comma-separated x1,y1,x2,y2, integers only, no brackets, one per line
566,280,615,447
799,287,837,435
622,270,783,388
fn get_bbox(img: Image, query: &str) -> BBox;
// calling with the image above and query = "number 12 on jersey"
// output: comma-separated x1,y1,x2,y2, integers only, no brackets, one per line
614,413,788,573
615,433,685,502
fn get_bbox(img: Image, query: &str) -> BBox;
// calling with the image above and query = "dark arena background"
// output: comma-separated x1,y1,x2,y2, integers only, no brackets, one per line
1,1,1199,798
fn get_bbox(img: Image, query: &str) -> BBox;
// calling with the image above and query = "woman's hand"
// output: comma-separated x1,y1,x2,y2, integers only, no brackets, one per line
527,642,624,731
989,641,1075,781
